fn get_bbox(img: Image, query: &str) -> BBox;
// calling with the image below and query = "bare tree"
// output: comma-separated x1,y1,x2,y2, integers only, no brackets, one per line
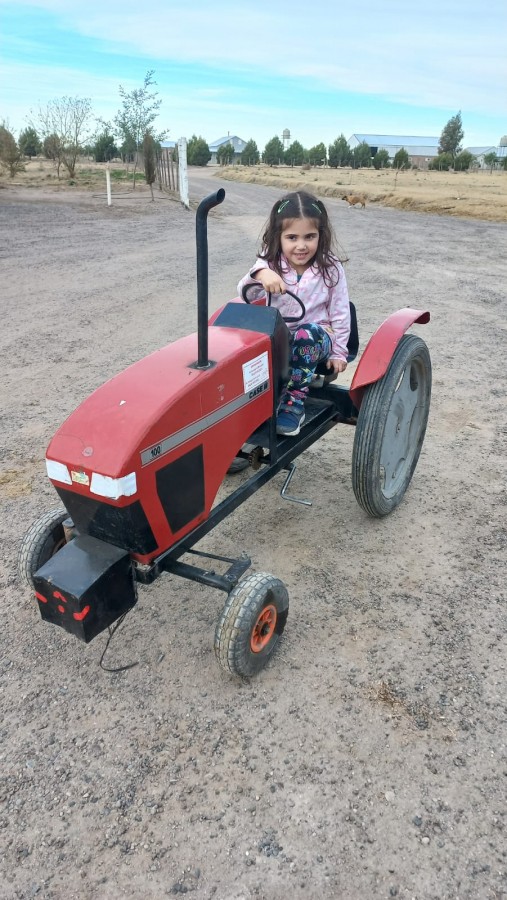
31,97,92,178
42,133,64,177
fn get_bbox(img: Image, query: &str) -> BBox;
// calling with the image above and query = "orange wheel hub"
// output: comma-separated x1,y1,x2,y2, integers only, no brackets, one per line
250,604,277,653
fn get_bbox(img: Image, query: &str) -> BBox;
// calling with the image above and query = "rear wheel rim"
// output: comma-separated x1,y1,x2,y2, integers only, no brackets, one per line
250,604,277,652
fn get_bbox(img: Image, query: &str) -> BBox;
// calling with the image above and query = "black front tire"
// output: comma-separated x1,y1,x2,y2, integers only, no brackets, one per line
214,573,289,677
18,507,68,589
352,334,431,517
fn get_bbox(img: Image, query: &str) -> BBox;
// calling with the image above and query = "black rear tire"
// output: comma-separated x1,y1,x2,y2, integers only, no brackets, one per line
214,573,289,677
352,334,431,517
227,456,249,474
18,507,68,589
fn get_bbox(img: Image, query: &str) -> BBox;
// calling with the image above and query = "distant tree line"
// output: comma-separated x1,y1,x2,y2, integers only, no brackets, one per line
193,114,505,173
2,104,506,179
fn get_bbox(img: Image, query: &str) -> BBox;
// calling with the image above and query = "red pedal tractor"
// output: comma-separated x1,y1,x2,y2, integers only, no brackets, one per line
19,189,431,678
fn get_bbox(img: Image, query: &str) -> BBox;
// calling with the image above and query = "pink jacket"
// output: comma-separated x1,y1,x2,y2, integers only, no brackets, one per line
237,255,351,361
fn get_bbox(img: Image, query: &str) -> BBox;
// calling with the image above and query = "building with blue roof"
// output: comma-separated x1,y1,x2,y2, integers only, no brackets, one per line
466,142,507,168
209,135,248,165
348,134,440,167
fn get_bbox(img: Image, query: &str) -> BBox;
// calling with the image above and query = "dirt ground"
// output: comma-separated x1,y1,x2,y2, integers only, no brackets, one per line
1,168,506,900
4,156,507,222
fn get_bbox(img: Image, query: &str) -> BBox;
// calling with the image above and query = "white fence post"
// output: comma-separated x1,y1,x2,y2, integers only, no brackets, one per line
178,137,189,209
105,165,112,206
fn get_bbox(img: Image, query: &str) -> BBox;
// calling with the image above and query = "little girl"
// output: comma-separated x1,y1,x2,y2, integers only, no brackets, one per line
237,190,351,436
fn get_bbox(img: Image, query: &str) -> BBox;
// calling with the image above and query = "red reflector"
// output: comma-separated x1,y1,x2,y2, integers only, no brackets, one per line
73,605,91,622
35,591,47,604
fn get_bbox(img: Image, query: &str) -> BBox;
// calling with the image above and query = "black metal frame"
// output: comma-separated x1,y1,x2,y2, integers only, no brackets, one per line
136,385,358,588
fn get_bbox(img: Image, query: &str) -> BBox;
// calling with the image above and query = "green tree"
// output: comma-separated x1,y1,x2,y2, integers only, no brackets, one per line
308,142,327,166
240,139,259,165
328,135,351,168
119,133,137,163
113,70,165,187
187,135,211,166
284,140,305,166
143,131,156,200
31,96,92,178
392,147,410,170
18,126,41,158
502,155,507,171
93,131,118,162
263,136,284,165
373,148,391,169
483,151,498,172
428,152,453,171
454,150,475,171
352,141,372,168
216,142,235,165
438,111,464,158
0,125,25,177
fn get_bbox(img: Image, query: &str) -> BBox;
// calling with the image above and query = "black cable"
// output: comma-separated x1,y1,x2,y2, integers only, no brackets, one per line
99,612,139,673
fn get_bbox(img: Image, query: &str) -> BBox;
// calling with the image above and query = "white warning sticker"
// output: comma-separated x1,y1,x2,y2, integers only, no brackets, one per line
242,351,269,394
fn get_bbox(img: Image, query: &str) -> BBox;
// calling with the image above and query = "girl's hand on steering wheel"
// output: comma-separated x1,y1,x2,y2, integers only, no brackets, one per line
326,358,347,374
255,269,286,294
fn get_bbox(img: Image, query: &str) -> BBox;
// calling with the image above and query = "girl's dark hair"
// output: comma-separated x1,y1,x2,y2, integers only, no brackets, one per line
259,191,340,287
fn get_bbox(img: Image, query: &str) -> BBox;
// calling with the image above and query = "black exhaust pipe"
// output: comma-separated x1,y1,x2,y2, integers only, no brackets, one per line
195,188,225,368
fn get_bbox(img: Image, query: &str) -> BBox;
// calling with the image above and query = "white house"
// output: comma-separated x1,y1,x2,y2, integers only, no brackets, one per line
209,135,248,165
465,141,507,168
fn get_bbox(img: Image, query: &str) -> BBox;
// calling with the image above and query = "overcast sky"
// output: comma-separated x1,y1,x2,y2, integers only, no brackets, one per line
1,0,506,149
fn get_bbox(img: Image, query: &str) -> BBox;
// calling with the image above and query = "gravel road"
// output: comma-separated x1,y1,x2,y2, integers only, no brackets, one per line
1,168,506,899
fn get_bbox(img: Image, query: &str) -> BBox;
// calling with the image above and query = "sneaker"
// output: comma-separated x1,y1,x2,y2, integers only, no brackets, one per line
276,399,305,436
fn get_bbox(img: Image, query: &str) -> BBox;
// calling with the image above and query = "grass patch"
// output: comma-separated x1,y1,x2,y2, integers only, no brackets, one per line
109,169,146,182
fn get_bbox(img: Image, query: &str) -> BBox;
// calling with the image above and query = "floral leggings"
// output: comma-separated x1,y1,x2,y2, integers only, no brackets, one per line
284,323,332,403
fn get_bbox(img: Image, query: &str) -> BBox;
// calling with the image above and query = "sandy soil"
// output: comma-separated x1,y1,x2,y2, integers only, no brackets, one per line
1,168,506,900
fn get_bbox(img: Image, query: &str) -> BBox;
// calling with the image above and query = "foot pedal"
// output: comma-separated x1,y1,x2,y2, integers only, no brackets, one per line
280,464,312,507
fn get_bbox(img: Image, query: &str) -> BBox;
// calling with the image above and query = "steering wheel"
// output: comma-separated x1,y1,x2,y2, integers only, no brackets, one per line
241,283,306,323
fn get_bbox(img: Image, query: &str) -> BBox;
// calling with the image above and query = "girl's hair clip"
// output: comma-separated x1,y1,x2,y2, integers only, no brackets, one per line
277,200,290,214
311,202,322,214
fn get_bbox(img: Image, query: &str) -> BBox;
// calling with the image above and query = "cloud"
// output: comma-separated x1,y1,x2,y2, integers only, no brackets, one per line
3,0,506,118
2,0,505,143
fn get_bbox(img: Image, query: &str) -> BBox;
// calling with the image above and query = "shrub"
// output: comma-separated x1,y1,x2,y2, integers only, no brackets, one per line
240,139,259,166
0,125,25,177
429,152,454,171
94,132,119,162
187,135,211,166
454,151,475,172
18,127,41,158
373,149,391,169
392,148,410,170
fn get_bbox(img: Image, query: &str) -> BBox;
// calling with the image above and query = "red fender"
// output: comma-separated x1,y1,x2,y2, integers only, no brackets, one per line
349,308,430,410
